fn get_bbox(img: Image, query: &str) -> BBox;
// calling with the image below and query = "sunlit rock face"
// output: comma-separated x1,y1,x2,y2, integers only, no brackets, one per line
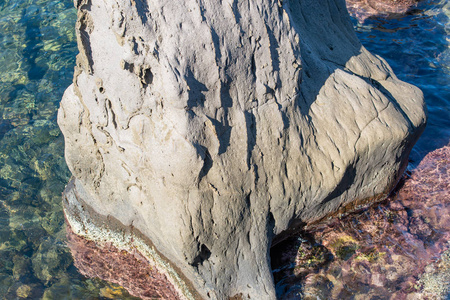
346,0,422,22
58,0,426,298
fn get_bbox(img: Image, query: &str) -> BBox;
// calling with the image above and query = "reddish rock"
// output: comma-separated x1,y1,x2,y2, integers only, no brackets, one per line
65,223,181,300
273,143,450,298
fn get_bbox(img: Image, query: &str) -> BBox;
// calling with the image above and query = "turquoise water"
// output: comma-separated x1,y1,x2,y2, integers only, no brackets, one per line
0,0,137,298
0,0,448,298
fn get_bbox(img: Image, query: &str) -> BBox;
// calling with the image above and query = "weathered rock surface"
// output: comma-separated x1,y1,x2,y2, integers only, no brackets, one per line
58,0,427,298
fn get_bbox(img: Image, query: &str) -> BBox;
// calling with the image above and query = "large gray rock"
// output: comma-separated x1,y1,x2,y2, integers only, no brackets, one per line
58,0,427,298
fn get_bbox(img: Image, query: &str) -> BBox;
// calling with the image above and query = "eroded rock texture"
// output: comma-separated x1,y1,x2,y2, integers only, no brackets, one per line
58,0,427,298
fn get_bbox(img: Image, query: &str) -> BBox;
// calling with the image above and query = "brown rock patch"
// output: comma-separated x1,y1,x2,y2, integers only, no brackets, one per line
66,222,181,300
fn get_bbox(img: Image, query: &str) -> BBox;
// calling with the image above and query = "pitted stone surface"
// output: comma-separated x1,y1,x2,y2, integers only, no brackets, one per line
58,0,426,298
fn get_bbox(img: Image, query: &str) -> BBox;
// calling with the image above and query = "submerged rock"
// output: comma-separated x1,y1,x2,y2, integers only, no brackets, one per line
31,238,72,285
58,0,426,298
346,0,423,22
272,142,450,299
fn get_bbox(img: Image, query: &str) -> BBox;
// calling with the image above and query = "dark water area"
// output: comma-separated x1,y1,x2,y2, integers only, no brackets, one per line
0,0,448,298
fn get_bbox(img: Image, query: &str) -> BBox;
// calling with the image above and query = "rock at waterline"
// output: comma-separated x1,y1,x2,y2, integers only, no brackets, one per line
58,0,426,298
271,142,450,299
346,0,423,22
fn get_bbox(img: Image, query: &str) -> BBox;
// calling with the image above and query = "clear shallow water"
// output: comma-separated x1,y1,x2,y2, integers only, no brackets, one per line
0,0,138,298
272,146,450,299
0,0,448,299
